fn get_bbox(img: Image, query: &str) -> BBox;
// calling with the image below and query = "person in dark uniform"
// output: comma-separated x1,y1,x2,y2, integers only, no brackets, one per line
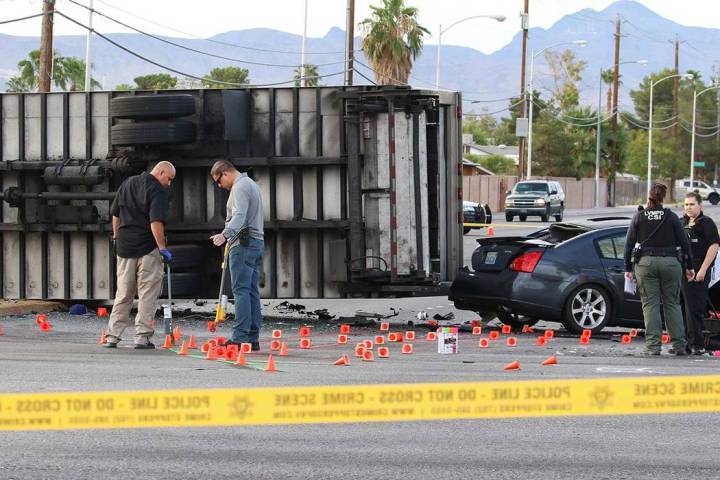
624,183,695,356
681,191,719,355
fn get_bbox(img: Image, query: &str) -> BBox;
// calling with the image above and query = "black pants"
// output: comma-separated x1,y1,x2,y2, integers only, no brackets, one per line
682,275,710,348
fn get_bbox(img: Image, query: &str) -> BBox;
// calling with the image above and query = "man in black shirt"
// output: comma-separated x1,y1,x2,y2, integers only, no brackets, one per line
104,161,175,349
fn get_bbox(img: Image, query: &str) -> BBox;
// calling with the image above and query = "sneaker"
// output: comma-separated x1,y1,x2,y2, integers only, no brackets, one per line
251,342,261,352
668,347,688,356
133,342,155,350
102,341,117,348
692,346,707,356
641,349,661,356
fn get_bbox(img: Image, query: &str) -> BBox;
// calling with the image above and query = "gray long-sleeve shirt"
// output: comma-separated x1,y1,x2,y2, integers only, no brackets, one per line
222,173,264,247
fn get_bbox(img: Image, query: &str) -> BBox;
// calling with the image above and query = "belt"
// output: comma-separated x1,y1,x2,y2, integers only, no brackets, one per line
642,246,677,257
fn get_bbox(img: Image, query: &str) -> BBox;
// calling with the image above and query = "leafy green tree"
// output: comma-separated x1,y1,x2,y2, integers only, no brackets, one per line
360,0,429,85
543,49,586,111
202,66,249,88
133,73,177,90
294,64,320,87
466,153,516,175
114,83,135,91
463,116,497,145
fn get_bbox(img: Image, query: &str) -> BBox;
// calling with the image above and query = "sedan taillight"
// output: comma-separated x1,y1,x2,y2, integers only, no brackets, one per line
509,251,544,273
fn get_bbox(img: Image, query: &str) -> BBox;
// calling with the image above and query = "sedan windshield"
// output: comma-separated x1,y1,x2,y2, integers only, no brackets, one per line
514,182,548,194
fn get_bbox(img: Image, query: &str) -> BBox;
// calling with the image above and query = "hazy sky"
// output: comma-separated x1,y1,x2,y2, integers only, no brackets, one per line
0,0,717,54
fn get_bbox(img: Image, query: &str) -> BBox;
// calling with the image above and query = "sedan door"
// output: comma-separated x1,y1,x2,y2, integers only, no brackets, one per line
594,232,643,321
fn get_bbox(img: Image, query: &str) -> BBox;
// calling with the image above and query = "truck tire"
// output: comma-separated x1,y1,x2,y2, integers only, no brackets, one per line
110,94,195,120
161,272,201,297
111,121,196,146
167,245,205,270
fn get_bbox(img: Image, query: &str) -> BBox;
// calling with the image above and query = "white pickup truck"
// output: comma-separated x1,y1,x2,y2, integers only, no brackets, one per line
675,179,720,205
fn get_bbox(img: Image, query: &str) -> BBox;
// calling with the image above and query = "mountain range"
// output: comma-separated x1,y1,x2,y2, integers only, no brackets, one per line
1,0,717,115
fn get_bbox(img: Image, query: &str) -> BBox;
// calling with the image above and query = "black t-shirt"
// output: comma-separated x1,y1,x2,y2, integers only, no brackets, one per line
682,212,720,269
110,172,169,258
624,206,693,271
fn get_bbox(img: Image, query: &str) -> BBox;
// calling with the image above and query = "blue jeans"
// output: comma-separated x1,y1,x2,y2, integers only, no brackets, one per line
229,238,264,343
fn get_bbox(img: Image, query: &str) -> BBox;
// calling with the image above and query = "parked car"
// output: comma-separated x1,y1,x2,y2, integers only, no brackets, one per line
449,218,645,333
674,179,720,205
463,201,492,234
504,180,565,222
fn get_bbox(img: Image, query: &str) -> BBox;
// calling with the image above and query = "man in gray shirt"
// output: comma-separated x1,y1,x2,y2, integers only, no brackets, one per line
209,160,264,350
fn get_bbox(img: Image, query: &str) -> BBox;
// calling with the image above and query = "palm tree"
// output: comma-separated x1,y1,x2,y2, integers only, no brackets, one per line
56,57,101,91
293,64,320,87
600,68,622,114
360,0,429,85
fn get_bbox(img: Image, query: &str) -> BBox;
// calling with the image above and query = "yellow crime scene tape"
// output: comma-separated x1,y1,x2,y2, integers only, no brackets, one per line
1,375,720,431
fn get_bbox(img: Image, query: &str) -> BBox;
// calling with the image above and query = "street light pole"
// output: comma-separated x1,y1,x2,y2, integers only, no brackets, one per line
434,14,505,90
690,85,720,188
527,40,587,178
300,0,308,87
647,73,694,195
83,0,93,92
595,68,602,207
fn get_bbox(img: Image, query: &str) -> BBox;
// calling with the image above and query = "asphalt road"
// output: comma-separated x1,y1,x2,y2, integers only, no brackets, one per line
1,309,720,479
2,206,720,479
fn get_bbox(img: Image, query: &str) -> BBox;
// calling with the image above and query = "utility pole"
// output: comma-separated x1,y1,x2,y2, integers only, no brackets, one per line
38,0,56,92
673,34,680,137
300,0,308,87
517,0,529,178
344,0,355,86
609,14,621,206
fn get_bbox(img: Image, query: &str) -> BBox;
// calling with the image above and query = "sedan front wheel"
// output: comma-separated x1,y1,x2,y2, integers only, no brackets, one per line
562,285,611,333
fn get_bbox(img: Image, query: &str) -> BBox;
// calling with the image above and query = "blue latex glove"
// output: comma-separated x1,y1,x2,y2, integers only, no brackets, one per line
159,248,172,263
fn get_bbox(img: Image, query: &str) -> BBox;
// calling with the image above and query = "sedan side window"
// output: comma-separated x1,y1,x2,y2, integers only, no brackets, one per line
596,234,626,260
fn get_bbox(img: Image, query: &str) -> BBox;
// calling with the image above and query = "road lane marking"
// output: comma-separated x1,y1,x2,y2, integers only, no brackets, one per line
1,375,720,431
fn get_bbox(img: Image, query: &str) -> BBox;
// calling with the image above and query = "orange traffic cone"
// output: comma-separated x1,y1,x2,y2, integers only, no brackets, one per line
581,329,592,339
178,341,188,356
541,355,558,366
579,336,590,345
235,351,247,366
188,335,197,349
173,326,181,342
487,226,495,236
265,354,278,372
279,341,289,356
97,307,108,317
162,335,173,349
333,355,350,366
206,347,218,360
503,360,521,370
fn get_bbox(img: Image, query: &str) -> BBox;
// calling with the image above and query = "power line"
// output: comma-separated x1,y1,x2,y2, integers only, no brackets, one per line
66,0,346,69
0,11,48,25
678,121,720,137
464,98,525,117
54,10,348,88
90,0,345,55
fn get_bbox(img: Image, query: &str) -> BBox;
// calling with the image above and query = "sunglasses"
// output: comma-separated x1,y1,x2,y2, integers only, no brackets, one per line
212,172,223,188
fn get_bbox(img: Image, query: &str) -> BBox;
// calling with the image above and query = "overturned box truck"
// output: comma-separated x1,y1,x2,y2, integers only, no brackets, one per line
0,86,463,300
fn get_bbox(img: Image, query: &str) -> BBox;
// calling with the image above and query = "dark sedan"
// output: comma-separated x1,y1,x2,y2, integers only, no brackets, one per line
463,201,492,235
450,218,644,333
